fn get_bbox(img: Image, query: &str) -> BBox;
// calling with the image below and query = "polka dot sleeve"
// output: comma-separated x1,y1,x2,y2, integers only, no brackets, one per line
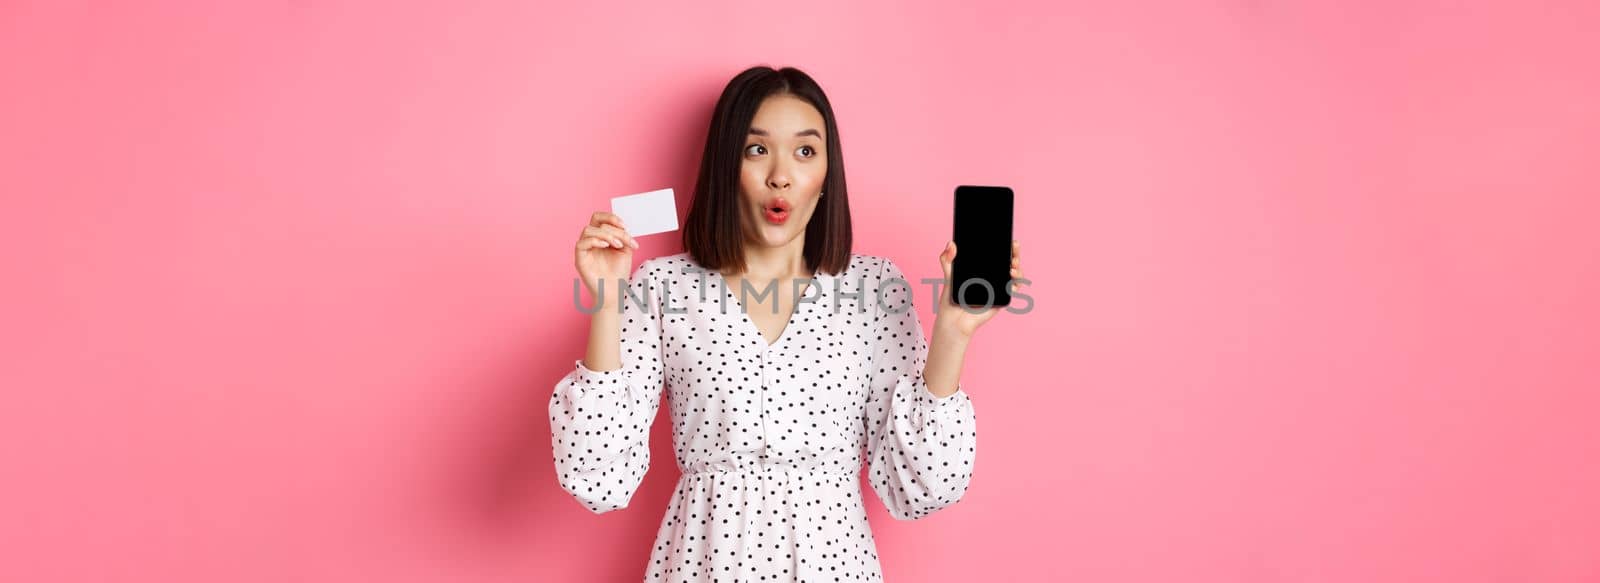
548,259,666,515
863,257,978,521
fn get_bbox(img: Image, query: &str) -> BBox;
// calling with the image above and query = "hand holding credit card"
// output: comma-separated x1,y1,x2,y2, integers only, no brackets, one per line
610,188,679,237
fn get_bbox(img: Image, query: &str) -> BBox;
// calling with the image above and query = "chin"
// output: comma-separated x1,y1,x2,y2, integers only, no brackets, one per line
753,225,796,246
758,232,792,247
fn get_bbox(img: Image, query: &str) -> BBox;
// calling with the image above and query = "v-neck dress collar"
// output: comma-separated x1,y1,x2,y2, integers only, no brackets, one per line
710,261,839,356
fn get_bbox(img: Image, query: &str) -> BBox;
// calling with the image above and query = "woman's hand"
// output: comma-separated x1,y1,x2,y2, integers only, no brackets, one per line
574,211,640,300
933,240,1025,338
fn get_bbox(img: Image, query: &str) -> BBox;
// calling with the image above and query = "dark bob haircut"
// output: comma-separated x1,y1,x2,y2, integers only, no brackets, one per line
681,65,853,277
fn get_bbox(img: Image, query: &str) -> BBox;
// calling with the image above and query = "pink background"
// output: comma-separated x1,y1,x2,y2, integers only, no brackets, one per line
4,1,1598,581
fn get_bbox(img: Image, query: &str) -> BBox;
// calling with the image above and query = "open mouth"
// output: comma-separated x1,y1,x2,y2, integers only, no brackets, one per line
763,198,791,223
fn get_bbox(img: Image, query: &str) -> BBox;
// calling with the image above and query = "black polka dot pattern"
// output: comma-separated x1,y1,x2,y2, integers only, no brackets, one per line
549,252,978,581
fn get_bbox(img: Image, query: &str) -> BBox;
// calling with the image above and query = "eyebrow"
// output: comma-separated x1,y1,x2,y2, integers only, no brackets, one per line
748,127,822,139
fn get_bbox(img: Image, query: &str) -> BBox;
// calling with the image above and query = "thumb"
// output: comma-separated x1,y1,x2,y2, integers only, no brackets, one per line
939,241,956,280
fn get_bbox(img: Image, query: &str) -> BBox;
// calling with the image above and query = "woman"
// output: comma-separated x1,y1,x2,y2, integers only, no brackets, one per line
550,65,1025,581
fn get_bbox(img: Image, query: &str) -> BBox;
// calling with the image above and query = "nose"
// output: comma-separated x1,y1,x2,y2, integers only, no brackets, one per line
767,168,791,191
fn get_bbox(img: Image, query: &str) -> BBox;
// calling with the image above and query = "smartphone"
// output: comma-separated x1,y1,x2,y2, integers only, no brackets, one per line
950,185,1015,308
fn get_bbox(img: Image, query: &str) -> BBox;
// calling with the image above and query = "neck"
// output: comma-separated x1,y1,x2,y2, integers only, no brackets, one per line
731,235,811,281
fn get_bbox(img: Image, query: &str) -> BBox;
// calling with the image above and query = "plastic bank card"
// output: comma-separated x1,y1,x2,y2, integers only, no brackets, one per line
610,188,679,237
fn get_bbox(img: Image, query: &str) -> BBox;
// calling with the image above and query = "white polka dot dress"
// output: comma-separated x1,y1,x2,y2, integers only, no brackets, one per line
549,252,977,582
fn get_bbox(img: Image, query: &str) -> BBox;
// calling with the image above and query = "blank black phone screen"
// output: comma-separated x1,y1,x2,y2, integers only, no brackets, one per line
951,185,1014,308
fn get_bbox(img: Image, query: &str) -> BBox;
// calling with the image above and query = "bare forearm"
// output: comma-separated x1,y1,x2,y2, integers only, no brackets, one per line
923,316,972,398
582,296,623,372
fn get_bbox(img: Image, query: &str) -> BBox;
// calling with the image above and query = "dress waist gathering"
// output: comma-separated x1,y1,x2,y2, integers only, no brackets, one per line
677,450,863,478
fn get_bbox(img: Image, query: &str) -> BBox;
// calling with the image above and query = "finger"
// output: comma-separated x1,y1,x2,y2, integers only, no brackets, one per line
587,224,635,248
580,226,611,247
605,225,637,249
598,223,634,244
590,211,626,230
578,236,614,249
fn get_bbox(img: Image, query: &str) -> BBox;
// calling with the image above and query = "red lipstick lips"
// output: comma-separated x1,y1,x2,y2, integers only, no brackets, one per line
763,197,791,225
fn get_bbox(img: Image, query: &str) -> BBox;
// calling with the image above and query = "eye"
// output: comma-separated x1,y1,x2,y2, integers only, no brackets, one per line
745,144,766,156
798,145,816,158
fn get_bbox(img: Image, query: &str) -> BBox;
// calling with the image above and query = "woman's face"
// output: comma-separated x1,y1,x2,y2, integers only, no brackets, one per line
740,94,828,249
